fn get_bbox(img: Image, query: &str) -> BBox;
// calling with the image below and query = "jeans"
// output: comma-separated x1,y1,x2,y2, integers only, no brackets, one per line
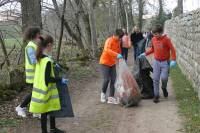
133,47,140,60
121,48,128,62
152,60,169,96
101,65,116,97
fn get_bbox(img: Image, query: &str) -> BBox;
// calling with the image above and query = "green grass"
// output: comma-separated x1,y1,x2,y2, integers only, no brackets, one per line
0,118,21,127
171,66,200,133
4,38,22,49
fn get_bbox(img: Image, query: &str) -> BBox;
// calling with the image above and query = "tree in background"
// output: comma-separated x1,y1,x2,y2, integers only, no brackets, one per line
173,0,183,17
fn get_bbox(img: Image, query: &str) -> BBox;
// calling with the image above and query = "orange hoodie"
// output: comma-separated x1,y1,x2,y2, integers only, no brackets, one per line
99,36,121,66
145,35,176,61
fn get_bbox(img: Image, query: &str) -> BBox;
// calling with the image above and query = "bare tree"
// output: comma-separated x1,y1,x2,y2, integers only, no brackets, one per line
56,0,67,61
89,0,98,57
0,31,10,67
158,0,163,18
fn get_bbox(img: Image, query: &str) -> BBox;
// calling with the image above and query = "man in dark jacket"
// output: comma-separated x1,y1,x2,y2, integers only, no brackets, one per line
131,26,144,60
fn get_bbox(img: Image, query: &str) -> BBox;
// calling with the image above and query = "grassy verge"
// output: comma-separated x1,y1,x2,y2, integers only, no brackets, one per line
171,66,200,133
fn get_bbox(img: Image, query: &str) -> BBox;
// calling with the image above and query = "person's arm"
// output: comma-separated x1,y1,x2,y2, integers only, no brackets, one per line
167,38,176,60
145,42,154,56
104,39,119,57
26,47,36,64
45,61,61,86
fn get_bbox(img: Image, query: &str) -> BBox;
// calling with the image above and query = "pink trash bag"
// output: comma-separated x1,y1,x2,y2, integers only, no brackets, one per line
115,60,141,107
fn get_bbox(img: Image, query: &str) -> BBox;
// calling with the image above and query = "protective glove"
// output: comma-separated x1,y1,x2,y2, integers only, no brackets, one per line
62,78,69,85
117,54,123,59
55,63,61,69
139,53,146,58
170,60,177,68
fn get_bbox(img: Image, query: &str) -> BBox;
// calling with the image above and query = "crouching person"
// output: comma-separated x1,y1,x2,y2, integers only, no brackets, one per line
99,29,124,104
29,35,67,133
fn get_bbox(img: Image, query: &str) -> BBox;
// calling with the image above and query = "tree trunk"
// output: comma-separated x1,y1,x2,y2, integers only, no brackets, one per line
118,0,127,29
74,0,92,48
177,0,183,14
20,0,42,64
89,0,98,57
138,0,144,30
158,0,163,18
20,0,42,31
56,0,67,61
0,32,10,67
127,0,134,33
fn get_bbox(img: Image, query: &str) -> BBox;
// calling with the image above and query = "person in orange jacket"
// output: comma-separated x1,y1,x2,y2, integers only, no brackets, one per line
139,24,176,103
99,29,124,104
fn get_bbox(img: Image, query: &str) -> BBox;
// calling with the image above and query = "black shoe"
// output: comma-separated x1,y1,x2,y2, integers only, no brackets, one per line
153,96,159,103
50,128,66,133
162,88,168,98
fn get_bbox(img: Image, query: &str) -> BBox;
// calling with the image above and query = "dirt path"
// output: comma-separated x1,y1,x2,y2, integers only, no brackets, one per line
9,56,183,133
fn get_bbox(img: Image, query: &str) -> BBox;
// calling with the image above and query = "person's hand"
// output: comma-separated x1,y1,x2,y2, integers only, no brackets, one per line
139,53,146,58
55,63,60,69
117,54,123,59
62,78,69,85
170,60,176,68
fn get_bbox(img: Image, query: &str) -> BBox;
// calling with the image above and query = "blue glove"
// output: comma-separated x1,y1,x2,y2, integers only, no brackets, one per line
55,63,61,69
117,54,123,59
62,78,69,85
170,61,177,68
139,53,146,58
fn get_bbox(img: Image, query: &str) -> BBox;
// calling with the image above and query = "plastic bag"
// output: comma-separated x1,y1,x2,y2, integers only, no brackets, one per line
132,57,154,99
115,60,141,107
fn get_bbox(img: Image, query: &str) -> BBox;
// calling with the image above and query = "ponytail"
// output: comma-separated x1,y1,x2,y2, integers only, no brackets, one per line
36,35,54,61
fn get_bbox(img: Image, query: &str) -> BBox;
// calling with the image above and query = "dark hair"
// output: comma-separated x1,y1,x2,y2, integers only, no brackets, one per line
152,24,163,34
36,35,54,61
23,27,41,41
115,29,124,38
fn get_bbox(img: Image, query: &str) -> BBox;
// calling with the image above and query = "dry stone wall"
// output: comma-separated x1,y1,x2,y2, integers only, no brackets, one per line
165,9,200,98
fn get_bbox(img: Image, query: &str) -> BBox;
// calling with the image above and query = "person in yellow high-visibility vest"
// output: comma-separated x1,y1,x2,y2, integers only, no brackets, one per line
16,27,41,118
29,35,67,133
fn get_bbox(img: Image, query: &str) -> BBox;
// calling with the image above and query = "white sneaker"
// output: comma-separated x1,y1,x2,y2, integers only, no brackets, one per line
15,105,26,118
101,93,106,103
107,97,120,105
33,113,41,119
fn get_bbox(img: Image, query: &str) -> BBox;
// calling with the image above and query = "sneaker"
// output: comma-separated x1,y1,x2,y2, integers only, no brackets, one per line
50,128,66,133
101,92,106,103
153,96,160,103
162,88,168,98
15,105,26,118
33,113,41,119
107,97,119,105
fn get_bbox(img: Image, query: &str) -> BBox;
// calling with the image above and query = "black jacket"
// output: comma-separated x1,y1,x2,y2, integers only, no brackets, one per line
130,32,144,46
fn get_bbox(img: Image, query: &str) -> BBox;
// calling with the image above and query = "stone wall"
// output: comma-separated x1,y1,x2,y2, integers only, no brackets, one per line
165,9,200,97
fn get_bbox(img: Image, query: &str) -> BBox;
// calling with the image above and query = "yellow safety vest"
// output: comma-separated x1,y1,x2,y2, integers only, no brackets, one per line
25,41,37,84
29,57,61,113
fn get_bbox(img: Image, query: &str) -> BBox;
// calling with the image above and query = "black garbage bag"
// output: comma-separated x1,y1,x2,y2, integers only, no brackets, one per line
133,57,154,99
50,63,74,118
50,82,74,118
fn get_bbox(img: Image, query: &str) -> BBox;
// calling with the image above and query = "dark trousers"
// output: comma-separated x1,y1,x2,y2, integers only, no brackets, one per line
20,84,32,108
101,65,116,97
41,113,56,133
133,46,140,60
121,48,128,62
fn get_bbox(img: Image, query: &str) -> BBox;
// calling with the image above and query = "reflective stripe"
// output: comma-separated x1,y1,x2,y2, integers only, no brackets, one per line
26,69,35,72
33,85,57,95
31,95,59,103
26,76,34,79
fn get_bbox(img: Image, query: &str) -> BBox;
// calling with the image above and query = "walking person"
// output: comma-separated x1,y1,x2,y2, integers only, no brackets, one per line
130,26,144,60
121,28,131,62
99,29,124,104
139,24,177,103
15,27,41,118
29,35,67,133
